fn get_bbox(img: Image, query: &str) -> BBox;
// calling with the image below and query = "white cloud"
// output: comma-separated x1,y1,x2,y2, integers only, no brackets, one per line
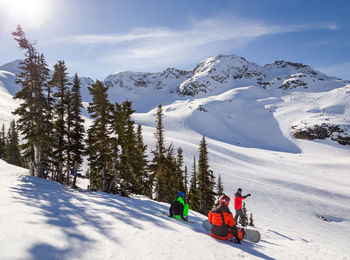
51,17,339,72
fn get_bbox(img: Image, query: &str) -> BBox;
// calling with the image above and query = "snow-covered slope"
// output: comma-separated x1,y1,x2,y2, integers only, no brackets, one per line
0,55,350,259
1,158,349,259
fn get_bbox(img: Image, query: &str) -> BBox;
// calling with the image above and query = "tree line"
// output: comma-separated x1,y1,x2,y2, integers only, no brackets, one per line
9,25,225,215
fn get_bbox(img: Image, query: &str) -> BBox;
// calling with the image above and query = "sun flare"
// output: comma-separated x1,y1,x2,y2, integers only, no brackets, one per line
0,0,50,28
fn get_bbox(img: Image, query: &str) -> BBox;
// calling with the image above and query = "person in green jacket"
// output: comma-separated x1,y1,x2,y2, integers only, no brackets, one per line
169,191,189,221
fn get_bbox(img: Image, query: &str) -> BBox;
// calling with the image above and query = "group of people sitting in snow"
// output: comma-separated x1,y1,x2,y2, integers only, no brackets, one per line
169,188,251,244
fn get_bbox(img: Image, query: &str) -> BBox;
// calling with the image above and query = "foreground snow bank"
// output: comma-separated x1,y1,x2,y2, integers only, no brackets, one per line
0,160,348,260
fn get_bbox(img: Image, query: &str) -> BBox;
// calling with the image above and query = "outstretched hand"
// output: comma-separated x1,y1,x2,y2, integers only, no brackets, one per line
247,193,251,197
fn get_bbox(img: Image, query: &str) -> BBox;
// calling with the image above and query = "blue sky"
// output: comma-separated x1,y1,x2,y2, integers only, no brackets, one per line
0,0,349,79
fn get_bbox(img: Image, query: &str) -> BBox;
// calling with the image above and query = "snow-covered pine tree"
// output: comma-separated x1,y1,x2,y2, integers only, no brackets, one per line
198,136,216,215
70,73,85,189
12,25,50,178
50,60,70,183
248,213,255,226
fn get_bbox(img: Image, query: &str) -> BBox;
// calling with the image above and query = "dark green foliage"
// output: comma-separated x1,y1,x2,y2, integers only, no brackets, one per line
12,25,50,177
198,136,216,215
216,174,224,196
150,104,185,202
134,124,149,195
51,60,70,182
86,80,113,191
248,213,255,226
183,165,188,197
239,202,248,226
188,156,200,211
175,147,185,194
70,73,85,188
0,124,5,160
5,120,23,167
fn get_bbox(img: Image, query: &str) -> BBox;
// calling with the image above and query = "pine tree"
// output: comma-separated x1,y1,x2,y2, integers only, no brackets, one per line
216,174,224,196
70,73,85,188
175,147,185,193
0,124,5,160
239,202,248,226
135,124,149,196
51,60,71,183
198,136,216,215
248,213,255,226
183,165,188,197
150,104,168,202
39,53,54,179
5,120,22,166
188,156,200,211
86,80,113,191
12,25,50,177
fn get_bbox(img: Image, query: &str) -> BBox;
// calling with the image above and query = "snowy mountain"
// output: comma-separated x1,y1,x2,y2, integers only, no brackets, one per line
0,55,349,259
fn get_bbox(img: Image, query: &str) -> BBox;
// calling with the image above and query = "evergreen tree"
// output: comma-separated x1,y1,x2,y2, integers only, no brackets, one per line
198,136,216,215
239,202,248,226
175,147,185,193
5,120,22,166
70,73,85,188
12,25,50,177
183,165,188,197
51,60,70,183
188,156,200,211
150,104,168,202
86,80,113,191
0,124,5,160
116,101,138,195
135,124,149,196
216,174,224,196
248,213,255,226
39,53,54,179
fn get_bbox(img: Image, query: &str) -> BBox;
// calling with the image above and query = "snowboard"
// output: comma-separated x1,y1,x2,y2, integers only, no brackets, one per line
202,219,261,243
161,211,196,224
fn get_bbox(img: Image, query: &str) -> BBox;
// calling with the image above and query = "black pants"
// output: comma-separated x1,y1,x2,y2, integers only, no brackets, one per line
235,209,246,226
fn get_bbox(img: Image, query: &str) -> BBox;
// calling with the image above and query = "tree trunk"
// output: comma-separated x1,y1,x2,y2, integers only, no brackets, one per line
66,163,70,186
101,164,106,192
106,157,119,193
71,161,78,189
33,143,41,178
28,160,34,176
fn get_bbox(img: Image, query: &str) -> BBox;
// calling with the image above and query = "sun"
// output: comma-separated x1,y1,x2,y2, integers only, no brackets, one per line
0,0,50,28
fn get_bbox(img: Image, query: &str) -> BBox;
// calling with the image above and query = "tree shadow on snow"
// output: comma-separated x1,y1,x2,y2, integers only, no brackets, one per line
10,176,176,260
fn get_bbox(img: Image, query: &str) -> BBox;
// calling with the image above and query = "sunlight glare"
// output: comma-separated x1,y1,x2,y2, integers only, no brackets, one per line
0,0,50,28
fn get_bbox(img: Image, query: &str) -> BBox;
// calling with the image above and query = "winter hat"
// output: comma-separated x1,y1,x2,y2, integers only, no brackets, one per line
219,195,230,206
237,188,242,192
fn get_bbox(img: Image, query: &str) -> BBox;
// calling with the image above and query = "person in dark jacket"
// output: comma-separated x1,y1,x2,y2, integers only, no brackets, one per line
234,188,251,226
208,194,241,244
169,191,189,221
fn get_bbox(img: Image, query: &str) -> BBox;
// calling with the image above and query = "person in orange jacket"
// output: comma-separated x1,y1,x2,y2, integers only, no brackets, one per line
234,188,251,226
208,194,241,244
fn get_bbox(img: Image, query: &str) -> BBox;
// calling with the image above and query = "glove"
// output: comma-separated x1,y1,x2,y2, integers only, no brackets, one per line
247,193,251,197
